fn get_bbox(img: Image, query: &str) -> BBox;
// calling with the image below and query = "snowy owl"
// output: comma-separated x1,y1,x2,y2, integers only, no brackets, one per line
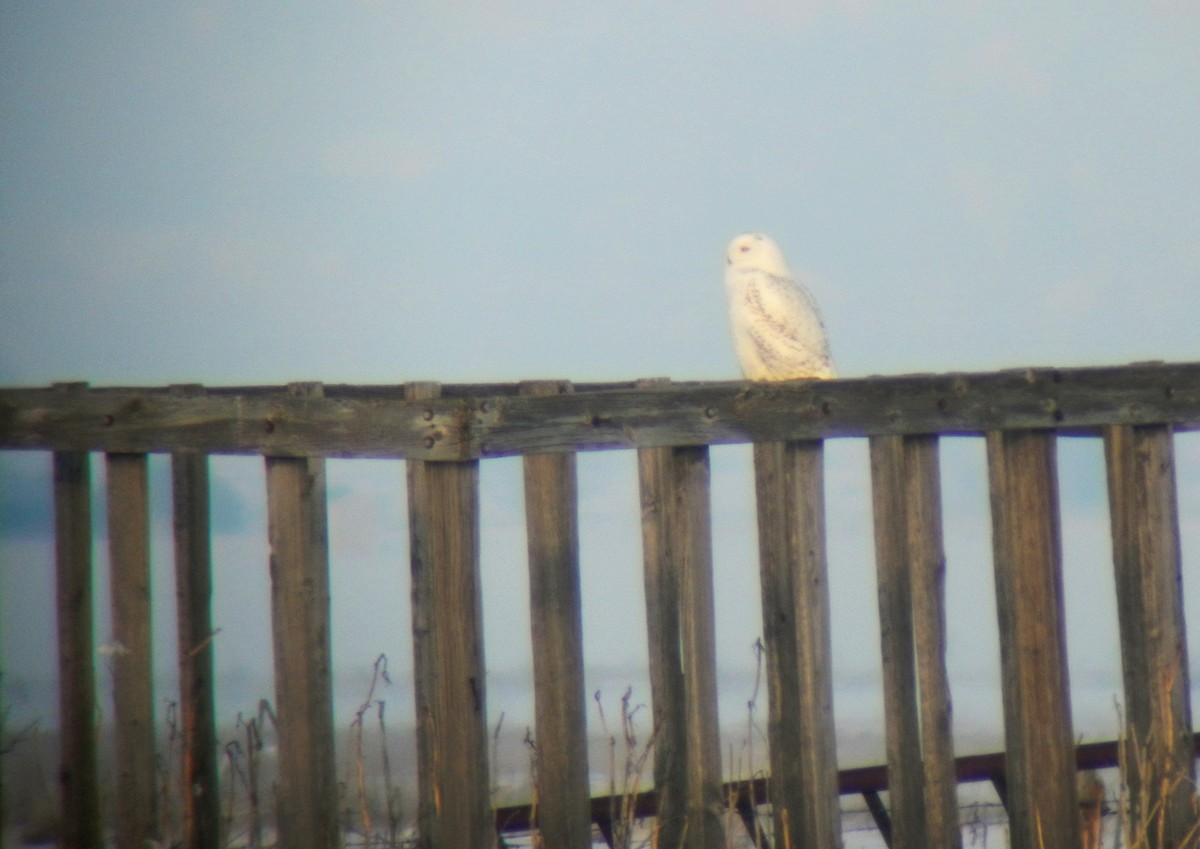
724,232,835,381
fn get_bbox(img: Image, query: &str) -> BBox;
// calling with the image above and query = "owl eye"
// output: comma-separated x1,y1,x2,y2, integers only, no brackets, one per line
739,244,751,253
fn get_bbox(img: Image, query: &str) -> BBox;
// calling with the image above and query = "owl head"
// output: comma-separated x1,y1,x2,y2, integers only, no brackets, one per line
726,232,790,275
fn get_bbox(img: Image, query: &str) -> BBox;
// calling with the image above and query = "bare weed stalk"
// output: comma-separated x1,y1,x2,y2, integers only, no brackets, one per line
491,710,506,804
523,727,542,849
376,699,400,846
159,700,181,843
349,653,391,843
742,638,770,848
594,687,659,849
1113,690,1199,849
224,738,245,841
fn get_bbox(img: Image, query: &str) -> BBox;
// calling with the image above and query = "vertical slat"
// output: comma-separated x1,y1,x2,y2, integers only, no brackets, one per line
106,452,159,849
1104,425,1196,847
172,449,221,849
407,387,438,844
752,441,804,846
753,440,841,849
868,435,927,849
266,382,339,849
675,444,725,849
405,382,494,849
635,374,725,849
904,436,960,849
520,380,592,849
985,430,1080,849
637,442,688,848
54,449,101,849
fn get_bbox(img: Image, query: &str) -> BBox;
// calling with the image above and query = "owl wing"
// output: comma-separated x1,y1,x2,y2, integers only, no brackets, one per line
741,272,834,378
751,273,828,345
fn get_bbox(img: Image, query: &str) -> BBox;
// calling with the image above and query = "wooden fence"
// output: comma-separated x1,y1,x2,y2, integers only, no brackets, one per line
1,361,1198,849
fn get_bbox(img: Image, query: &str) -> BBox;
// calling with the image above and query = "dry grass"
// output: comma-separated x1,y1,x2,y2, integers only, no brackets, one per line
592,686,660,849
4,655,1197,848
1110,691,1200,849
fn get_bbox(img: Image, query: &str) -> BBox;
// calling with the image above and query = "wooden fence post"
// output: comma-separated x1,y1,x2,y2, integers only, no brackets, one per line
904,436,960,849
106,452,159,849
405,382,494,849
753,440,841,849
172,447,221,849
520,380,592,849
638,441,726,849
54,447,101,849
266,382,339,849
869,435,960,849
986,430,1080,849
1104,425,1197,848
638,442,688,848
869,435,929,849
674,444,725,849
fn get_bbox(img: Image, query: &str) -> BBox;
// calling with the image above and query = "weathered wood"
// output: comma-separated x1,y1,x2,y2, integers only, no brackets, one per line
753,440,841,849
171,449,221,849
405,382,494,849
1103,425,1197,848
5,361,1200,458
106,452,159,849
674,445,725,849
868,435,928,849
266,383,340,849
985,430,1080,849
54,449,101,849
902,436,960,849
637,440,688,849
0,383,467,459
490,731,1200,837
520,380,592,849
861,790,893,847
637,376,726,849
407,387,438,845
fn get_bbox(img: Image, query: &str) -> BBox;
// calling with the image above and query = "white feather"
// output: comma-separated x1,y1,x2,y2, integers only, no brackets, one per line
724,232,835,381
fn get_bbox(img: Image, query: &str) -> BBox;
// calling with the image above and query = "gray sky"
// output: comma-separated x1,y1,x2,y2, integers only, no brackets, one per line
2,3,1199,764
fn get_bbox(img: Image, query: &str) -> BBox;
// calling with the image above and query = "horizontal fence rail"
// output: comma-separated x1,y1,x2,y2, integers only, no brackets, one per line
3,362,1200,459
1,361,1198,849
492,734,1200,845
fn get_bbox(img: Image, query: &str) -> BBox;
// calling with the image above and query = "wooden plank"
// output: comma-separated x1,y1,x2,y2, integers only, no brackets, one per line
753,440,841,849
171,448,221,849
407,386,438,845
985,430,1080,849
493,730,1200,836
868,435,928,849
54,449,101,849
265,383,339,849
674,444,725,849
752,441,805,847
520,380,592,849
637,440,688,849
0,384,469,459
1103,425,1196,847
6,361,1200,458
106,453,159,849
902,436,960,849
492,732,1200,839
637,371,726,848
861,790,893,848
405,382,494,849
